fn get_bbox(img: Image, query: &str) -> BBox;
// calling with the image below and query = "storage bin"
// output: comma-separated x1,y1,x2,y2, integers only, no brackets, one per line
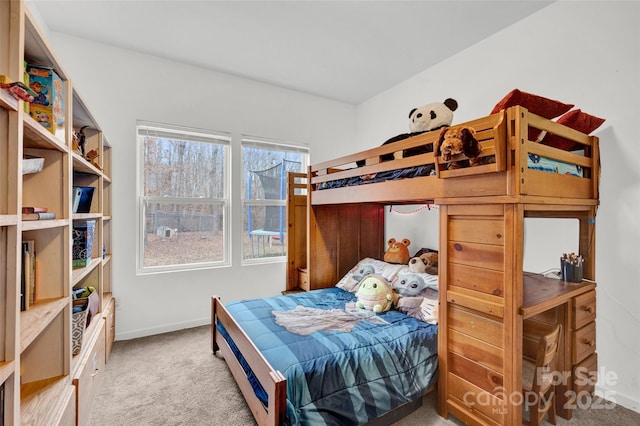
72,220,96,268
22,155,44,174
72,307,87,356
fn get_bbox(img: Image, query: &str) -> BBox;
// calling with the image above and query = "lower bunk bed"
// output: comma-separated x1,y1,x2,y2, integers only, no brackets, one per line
211,285,438,426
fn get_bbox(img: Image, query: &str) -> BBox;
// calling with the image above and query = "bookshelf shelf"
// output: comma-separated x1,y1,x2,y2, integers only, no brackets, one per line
0,89,18,111
72,151,101,175
0,361,15,385
71,257,102,285
0,215,19,226
19,297,68,353
20,218,67,231
71,213,102,221
20,375,71,425
23,115,68,152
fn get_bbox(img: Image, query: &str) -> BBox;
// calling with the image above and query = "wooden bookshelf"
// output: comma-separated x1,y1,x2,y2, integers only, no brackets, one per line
1,1,115,423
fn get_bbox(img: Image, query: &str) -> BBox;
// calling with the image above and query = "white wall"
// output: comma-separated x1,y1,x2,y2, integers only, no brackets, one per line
47,34,357,340
46,0,639,414
359,0,639,413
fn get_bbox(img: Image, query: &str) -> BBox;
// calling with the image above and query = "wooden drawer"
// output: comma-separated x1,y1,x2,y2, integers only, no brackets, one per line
51,385,76,426
73,321,106,426
572,321,596,364
104,298,116,362
573,290,596,330
298,268,309,291
573,353,598,396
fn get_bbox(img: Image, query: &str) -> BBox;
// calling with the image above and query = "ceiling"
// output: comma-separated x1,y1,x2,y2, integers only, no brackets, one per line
28,0,553,104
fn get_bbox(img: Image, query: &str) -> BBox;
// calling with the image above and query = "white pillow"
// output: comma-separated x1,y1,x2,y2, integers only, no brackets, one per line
336,257,407,293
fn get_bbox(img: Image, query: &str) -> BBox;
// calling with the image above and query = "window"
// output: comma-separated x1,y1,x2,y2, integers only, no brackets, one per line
137,121,230,274
242,137,309,262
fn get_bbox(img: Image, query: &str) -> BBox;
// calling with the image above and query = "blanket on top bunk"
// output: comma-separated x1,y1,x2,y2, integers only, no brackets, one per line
217,287,438,426
315,154,582,191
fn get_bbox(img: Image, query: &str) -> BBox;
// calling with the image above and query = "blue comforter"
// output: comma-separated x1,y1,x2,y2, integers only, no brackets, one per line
217,287,438,425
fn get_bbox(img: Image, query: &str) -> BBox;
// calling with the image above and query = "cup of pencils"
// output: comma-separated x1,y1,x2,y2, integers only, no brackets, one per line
561,253,583,282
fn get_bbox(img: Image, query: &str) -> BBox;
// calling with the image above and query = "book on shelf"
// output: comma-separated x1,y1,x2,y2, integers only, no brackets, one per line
25,240,36,306
20,243,26,311
22,206,48,214
20,240,37,310
22,212,56,221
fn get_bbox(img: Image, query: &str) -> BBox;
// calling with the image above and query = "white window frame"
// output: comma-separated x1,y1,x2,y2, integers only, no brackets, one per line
136,120,231,274
241,136,309,265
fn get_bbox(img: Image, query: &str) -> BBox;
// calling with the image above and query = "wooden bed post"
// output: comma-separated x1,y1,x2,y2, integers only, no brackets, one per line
437,204,449,419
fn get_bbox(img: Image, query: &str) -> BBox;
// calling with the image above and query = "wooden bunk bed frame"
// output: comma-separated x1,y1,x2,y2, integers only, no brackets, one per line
212,106,600,426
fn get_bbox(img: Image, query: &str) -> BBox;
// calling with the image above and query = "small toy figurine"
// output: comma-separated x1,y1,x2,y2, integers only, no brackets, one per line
75,125,89,157
85,149,101,170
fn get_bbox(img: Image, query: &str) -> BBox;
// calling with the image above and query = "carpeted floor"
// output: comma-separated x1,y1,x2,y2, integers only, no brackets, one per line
89,325,640,426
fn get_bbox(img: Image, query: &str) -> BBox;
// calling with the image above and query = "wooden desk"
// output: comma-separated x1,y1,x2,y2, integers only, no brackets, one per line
521,272,597,420
521,272,596,319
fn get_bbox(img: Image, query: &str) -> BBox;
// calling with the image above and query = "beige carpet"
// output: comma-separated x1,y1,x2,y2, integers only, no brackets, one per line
89,325,639,425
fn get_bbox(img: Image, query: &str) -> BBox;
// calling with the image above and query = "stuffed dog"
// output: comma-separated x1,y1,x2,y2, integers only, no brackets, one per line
435,126,483,169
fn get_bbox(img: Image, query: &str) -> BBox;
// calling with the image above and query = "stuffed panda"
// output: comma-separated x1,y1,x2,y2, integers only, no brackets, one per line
357,98,458,166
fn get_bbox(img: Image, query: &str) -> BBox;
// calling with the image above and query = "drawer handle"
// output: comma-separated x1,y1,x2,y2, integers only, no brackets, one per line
582,339,595,347
583,306,594,314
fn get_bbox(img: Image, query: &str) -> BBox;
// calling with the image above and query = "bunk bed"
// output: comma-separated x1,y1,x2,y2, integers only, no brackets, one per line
211,104,601,426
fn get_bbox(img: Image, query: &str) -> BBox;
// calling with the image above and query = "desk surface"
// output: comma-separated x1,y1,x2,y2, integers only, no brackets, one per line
521,272,596,318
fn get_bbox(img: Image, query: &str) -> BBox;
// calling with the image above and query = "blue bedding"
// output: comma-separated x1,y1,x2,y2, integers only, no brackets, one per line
217,287,438,425
315,164,435,190
314,153,584,191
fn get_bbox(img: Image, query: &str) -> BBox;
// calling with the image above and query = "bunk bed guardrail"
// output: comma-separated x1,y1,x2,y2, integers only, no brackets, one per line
309,106,600,205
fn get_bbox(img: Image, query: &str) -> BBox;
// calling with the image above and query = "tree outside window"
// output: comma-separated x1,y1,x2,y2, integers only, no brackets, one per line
137,121,230,274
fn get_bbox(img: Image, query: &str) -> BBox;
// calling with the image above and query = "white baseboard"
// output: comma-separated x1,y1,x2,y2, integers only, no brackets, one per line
595,384,640,414
115,317,210,341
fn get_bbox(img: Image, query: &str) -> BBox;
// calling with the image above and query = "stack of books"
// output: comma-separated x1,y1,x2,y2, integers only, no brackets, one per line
22,206,55,221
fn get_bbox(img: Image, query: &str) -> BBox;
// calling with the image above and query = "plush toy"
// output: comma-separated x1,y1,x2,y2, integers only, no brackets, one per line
356,98,458,166
353,263,376,282
355,274,394,313
383,238,411,265
408,252,438,273
435,126,483,169
392,272,431,297
392,273,438,323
